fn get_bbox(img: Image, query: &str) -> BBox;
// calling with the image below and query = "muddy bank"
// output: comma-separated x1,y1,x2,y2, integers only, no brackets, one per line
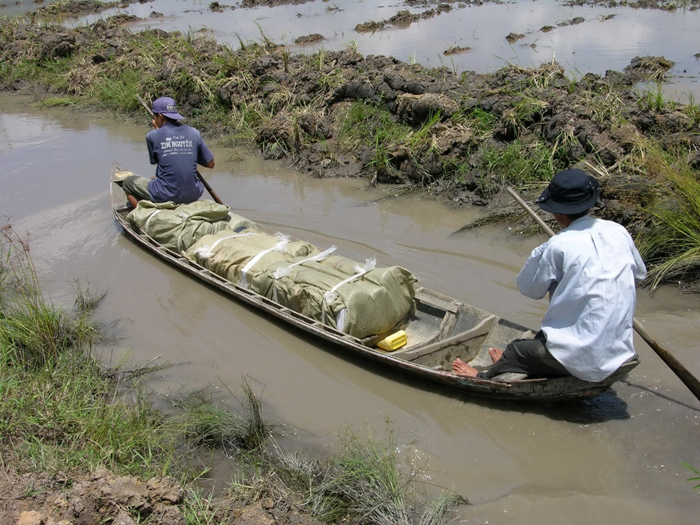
566,0,700,10
355,5,453,33
0,14,698,284
0,468,320,525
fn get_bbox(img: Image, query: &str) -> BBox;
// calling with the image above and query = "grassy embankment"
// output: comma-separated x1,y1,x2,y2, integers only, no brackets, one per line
0,7,699,287
0,224,463,522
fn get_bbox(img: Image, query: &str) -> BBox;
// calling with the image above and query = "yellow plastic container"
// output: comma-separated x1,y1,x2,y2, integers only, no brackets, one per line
377,330,407,351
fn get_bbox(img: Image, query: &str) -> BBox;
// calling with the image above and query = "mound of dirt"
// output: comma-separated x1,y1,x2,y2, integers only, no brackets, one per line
295,33,324,44
0,468,185,525
0,468,322,525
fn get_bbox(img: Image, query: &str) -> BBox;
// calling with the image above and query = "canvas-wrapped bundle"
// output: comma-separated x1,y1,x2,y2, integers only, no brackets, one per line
183,220,417,339
266,255,417,339
185,230,318,285
127,200,255,252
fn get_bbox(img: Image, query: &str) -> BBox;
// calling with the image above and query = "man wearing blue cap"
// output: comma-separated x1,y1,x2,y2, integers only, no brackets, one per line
122,96,215,207
453,169,647,382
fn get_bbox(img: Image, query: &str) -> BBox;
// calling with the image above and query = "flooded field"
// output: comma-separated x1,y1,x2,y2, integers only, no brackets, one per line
1,90,699,523
2,0,697,101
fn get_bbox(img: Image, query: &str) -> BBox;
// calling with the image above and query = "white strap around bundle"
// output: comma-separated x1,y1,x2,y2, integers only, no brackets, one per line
272,245,337,279
271,245,337,303
239,233,290,288
323,256,376,304
194,232,257,259
321,257,376,328
144,209,163,232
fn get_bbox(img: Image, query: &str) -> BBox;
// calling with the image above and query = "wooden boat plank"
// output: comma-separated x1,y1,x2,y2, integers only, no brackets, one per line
414,290,461,314
397,315,496,361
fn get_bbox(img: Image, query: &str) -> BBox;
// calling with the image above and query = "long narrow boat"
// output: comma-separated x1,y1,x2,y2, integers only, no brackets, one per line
110,165,638,403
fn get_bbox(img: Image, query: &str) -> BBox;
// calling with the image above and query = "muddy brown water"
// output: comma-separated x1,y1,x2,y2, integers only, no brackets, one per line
2,94,699,522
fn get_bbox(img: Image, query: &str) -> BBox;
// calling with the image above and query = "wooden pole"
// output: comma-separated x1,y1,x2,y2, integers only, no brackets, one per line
135,95,224,205
506,186,700,402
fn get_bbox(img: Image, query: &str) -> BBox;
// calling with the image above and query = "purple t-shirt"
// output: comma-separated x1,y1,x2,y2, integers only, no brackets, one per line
146,122,214,203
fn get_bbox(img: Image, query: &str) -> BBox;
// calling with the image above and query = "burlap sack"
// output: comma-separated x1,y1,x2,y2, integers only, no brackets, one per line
127,200,255,252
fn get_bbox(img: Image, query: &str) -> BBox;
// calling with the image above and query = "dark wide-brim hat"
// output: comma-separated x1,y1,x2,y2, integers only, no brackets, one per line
537,169,600,214
151,96,185,120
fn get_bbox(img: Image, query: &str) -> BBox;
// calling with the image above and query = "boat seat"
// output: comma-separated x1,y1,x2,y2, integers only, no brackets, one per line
414,290,460,314
395,314,496,361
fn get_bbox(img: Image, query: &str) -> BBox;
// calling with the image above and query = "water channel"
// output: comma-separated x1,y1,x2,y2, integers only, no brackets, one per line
1,92,699,523
2,0,700,521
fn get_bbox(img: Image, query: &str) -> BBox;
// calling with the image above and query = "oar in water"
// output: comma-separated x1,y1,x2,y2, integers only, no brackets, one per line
505,186,700,403
135,94,224,205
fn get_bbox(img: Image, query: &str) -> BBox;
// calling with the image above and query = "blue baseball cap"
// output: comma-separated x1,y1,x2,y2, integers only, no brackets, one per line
152,97,185,120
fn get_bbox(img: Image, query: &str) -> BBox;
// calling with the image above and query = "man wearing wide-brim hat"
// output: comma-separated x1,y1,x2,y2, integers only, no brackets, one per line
122,96,215,208
453,169,648,382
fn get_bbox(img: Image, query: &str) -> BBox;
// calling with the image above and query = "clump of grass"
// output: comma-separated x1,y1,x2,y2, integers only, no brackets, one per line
176,378,269,455
0,223,269,481
328,428,413,524
0,224,97,367
335,100,412,180
268,427,466,524
682,462,700,494
73,279,107,313
336,100,410,153
684,94,700,126
626,139,700,290
41,97,75,107
637,82,676,113
475,140,567,195
634,146,700,289
0,224,175,477
419,492,466,525
450,107,498,138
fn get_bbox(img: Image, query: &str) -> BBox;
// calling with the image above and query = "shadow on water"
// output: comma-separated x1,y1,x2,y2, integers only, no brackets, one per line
171,283,636,423
621,380,700,413
396,373,634,424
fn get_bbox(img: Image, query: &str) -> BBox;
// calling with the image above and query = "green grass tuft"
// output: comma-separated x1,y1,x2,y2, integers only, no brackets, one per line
635,149,700,289
270,426,465,524
176,378,269,455
681,462,700,494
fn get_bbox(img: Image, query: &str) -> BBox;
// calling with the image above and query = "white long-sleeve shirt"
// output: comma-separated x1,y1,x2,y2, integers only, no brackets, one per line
516,216,647,382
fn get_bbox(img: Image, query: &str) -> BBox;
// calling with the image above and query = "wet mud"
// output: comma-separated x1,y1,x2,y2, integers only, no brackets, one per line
37,0,121,17
0,469,320,524
443,45,471,56
294,32,324,45
0,13,692,236
355,5,453,33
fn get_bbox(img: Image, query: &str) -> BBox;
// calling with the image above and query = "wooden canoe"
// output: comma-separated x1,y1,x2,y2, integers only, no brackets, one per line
110,165,638,403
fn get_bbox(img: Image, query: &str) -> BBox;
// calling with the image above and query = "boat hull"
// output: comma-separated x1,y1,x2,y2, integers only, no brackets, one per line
110,165,638,403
